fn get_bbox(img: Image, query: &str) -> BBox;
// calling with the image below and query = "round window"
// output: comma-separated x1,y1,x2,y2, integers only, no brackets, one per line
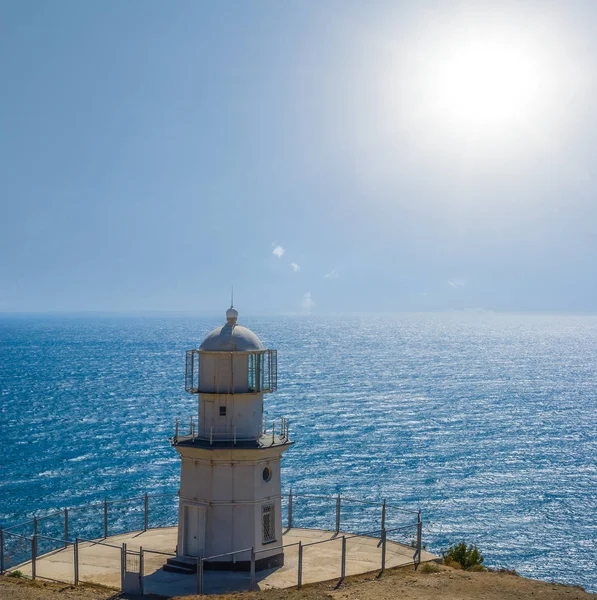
262,467,272,482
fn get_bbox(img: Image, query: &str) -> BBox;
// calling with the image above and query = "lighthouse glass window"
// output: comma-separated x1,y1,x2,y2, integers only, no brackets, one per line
262,504,275,543
248,353,266,392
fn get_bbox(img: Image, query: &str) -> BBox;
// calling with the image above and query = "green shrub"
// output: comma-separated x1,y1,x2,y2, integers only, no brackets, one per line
7,570,25,578
442,542,484,570
443,558,463,570
420,562,440,573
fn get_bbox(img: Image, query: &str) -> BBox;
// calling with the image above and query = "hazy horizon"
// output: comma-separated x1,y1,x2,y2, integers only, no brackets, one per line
2,309,597,318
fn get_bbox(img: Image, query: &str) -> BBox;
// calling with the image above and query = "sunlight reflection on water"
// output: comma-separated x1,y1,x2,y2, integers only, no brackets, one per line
0,313,595,590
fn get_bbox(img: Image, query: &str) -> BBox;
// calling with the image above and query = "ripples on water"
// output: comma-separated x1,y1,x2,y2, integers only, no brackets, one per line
0,313,595,591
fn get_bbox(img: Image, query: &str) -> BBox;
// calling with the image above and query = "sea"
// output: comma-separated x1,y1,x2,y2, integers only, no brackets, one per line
0,313,595,591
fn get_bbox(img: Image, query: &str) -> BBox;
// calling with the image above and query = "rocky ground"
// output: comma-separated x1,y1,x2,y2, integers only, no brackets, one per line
1,564,595,600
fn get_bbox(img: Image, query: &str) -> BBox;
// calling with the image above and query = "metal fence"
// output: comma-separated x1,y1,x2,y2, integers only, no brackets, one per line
194,491,423,594
0,490,423,595
195,519,423,594
0,492,178,591
284,491,420,535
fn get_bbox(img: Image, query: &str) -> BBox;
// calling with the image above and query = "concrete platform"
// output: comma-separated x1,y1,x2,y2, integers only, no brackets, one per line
17,527,439,596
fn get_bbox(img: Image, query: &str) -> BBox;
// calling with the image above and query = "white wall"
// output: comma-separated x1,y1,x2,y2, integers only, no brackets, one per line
176,446,288,560
199,393,263,439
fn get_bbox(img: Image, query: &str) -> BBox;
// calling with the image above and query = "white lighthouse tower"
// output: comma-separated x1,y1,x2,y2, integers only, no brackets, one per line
169,306,292,572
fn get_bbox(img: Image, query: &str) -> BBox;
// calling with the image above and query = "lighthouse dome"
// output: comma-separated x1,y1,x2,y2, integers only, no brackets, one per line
199,308,264,352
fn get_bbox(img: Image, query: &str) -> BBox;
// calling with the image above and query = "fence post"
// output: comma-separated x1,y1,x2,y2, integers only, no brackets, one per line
381,499,386,531
197,557,204,595
33,516,38,539
104,499,109,538
288,489,293,529
340,536,346,581
120,543,126,590
64,508,69,548
414,511,422,570
139,547,144,596
74,538,79,585
381,528,386,574
335,494,341,534
144,493,149,531
0,529,4,575
250,547,256,591
31,535,37,580
297,541,303,589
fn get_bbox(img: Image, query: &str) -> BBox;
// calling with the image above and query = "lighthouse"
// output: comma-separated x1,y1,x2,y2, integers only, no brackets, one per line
170,306,292,571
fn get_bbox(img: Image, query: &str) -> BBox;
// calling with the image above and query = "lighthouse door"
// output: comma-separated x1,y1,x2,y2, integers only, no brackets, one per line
184,505,205,557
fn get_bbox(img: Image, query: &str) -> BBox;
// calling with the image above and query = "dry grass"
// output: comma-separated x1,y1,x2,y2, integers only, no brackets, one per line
2,564,595,600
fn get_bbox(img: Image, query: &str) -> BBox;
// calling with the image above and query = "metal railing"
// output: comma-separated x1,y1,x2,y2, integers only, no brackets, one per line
0,490,424,595
173,416,290,446
195,517,423,594
1,492,178,581
185,349,278,394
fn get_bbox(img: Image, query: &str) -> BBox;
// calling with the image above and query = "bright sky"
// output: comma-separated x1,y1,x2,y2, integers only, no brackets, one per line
1,0,596,313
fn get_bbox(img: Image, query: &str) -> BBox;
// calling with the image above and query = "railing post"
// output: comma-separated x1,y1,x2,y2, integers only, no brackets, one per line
190,415,193,435
288,489,293,529
104,499,109,538
31,535,37,580
139,547,144,596
297,541,303,589
175,418,179,441
250,546,256,591
197,557,204,595
335,494,341,534
381,499,386,531
64,508,69,548
120,543,126,590
74,538,79,585
123,542,128,589
144,493,149,531
33,516,38,539
0,529,4,575
341,536,346,581
381,528,386,574
414,511,422,570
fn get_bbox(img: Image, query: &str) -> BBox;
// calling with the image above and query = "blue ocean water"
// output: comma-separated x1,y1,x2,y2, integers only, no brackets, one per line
0,313,595,590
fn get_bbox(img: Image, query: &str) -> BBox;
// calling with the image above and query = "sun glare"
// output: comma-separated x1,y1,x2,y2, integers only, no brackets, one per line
373,12,584,162
429,37,542,133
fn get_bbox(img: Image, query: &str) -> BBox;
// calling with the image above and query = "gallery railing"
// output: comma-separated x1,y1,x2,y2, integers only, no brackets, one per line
172,416,290,446
185,349,278,394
